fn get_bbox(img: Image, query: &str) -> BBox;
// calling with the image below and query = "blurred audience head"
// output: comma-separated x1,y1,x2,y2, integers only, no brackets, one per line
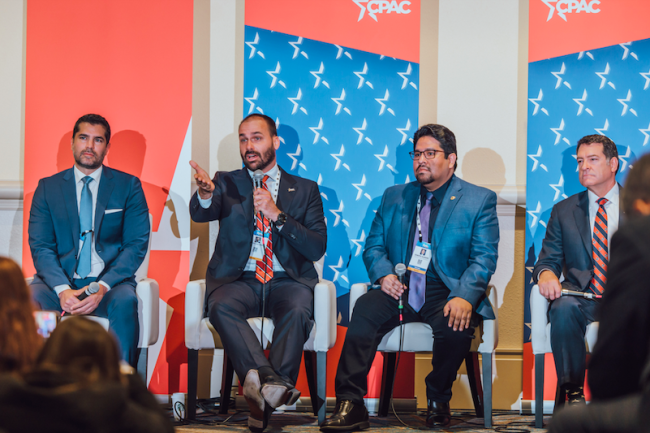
622,152,650,217
34,317,121,385
0,257,41,375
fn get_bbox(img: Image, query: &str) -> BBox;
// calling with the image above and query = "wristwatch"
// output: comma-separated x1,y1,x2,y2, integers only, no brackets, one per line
274,212,287,228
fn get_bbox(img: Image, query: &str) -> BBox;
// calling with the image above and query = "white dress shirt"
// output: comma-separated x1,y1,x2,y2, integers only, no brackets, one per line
197,163,286,273
54,165,110,296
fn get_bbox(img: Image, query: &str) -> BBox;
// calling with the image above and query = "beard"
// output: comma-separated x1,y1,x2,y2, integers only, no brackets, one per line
415,166,435,185
242,146,276,172
74,149,106,170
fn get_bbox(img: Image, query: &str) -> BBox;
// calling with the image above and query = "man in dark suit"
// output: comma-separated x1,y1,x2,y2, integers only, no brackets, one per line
533,134,620,403
29,113,150,367
189,113,326,432
321,124,499,431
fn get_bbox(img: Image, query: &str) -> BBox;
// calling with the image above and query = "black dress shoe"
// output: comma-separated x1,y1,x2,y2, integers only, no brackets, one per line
320,400,369,431
426,400,451,427
565,385,585,405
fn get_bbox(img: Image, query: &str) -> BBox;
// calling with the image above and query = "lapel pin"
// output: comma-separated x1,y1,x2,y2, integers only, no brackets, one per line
288,188,295,192
450,196,456,200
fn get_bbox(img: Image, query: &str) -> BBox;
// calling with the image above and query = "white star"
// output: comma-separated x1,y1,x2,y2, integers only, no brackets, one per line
528,145,548,172
245,32,265,59
550,119,569,145
527,201,542,228
620,42,638,60
309,118,329,145
578,51,594,60
639,122,650,146
334,44,352,60
352,174,368,200
551,63,571,89
641,68,650,90
617,89,637,116
354,62,373,89
289,36,308,59
310,62,330,89
573,89,592,116
332,89,351,115
266,62,286,89
288,88,307,115
542,0,564,21
595,118,609,136
351,231,366,257
328,256,347,283
397,119,411,145
353,119,371,145
287,145,302,171
549,174,567,201
595,63,614,90
397,63,416,90
329,201,344,227
244,88,259,114
331,145,350,171
375,145,389,171
619,146,631,172
529,89,549,116
375,89,393,116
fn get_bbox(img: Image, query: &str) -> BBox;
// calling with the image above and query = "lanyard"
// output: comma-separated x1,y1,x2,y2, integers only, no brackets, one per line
416,195,424,242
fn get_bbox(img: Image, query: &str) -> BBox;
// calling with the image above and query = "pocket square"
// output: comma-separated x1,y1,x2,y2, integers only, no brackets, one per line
105,209,123,214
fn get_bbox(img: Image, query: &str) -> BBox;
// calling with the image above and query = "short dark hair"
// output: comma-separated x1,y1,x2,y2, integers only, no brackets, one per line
413,124,457,170
622,153,650,217
577,134,619,174
240,113,277,137
72,114,111,144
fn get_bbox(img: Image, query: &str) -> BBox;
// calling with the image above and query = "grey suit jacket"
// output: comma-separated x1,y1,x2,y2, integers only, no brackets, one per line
362,175,499,319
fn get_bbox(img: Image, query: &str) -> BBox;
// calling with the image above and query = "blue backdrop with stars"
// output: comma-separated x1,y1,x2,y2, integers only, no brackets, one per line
243,26,420,324
525,39,650,342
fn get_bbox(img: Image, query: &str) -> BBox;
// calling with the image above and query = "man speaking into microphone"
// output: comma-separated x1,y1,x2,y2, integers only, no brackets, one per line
189,114,326,432
322,124,499,431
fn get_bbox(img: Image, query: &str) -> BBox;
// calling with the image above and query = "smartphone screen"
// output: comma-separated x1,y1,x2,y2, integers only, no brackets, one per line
34,311,59,338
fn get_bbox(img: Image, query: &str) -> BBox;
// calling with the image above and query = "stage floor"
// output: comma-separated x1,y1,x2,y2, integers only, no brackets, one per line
173,410,549,432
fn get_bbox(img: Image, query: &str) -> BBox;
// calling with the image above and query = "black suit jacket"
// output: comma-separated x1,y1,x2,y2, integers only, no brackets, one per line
588,214,650,400
189,166,327,299
533,187,623,291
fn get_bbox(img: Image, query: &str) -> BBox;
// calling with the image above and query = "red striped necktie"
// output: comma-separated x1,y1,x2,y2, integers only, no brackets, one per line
255,175,273,283
589,197,608,295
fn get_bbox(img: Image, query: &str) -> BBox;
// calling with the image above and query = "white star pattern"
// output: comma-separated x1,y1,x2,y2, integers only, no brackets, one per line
617,89,638,116
245,32,265,59
309,118,329,145
310,62,330,89
351,230,366,257
551,63,571,89
529,89,549,116
353,119,372,145
266,62,286,89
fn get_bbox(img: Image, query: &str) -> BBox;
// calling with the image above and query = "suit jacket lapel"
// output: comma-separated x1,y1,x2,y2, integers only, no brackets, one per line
277,167,297,217
233,169,255,237
94,165,114,235
400,183,419,264
433,175,462,248
62,168,80,251
575,190,592,257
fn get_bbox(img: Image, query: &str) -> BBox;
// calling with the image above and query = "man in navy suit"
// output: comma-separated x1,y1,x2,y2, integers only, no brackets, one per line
533,135,620,404
189,114,326,432
321,124,499,430
29,113,150,367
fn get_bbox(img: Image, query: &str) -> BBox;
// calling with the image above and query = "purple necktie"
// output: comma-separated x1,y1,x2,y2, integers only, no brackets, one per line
409,192,433,312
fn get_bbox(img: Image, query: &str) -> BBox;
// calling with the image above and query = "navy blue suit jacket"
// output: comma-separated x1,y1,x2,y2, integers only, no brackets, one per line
28,165,150,289
363,175,499,319
189,166,327,299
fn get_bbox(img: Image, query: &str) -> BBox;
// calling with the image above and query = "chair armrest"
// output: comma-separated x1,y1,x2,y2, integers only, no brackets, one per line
349,283,369,322
185,279,206,350
530,285,550,354
477,285,498,352
136,278,160,348
312,279,337,351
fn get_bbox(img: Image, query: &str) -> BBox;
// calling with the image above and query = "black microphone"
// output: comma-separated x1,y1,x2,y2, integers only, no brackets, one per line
77,281,100,301
395,263,406,324
561,289,602,300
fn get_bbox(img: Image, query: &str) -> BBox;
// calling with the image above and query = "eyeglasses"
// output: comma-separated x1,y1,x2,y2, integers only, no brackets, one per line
409,150,445,160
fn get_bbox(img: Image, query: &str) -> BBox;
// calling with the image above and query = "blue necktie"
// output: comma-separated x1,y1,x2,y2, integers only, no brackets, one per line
409,192,433,312
77,176,93,278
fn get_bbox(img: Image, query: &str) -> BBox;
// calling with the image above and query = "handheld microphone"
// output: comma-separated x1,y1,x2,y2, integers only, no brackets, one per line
77,281,101,301
253,169,264,190
394,264,407,324
561,289,602,300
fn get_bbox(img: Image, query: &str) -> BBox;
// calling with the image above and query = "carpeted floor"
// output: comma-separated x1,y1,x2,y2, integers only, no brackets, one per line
173,410,549,432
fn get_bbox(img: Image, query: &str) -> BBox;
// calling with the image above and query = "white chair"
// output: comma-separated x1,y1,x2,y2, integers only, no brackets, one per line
32,214,160,380
530,284,599,428
185,256,337,424
349,283,499,428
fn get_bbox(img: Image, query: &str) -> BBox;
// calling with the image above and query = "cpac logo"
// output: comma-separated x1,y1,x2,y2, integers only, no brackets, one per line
542,0,601,22
353,0,412,22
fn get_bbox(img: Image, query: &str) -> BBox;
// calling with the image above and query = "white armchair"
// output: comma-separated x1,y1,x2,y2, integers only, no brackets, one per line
349,283,499,428
530,284,598,427
185,256,337,424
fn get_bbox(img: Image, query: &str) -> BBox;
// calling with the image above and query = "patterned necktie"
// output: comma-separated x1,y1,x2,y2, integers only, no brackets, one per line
589,197,608,295
409,192,434,312
77,176,93,278
255,175,273,283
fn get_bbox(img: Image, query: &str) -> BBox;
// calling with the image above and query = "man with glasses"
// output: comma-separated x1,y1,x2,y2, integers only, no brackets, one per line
321,124,499,431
